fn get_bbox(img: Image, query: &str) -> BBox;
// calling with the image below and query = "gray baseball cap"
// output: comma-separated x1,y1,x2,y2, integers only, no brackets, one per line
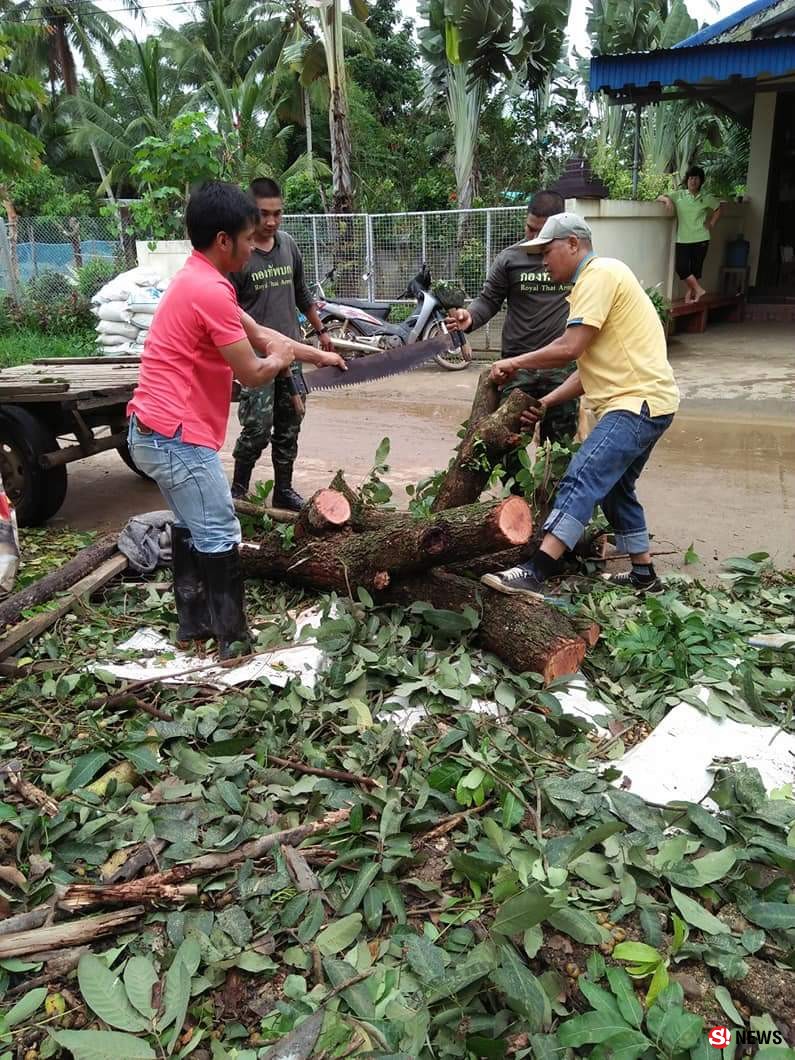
521,211,593,251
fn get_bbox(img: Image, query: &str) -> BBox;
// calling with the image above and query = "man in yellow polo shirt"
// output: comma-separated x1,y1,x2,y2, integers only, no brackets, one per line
482,212,679,598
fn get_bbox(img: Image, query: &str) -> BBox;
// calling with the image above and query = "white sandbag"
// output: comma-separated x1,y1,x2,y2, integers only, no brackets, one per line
96,321,139,340
129,313,156,330
91,266,162,304
95,301,128,323
99,334,128,348
126,288,162,315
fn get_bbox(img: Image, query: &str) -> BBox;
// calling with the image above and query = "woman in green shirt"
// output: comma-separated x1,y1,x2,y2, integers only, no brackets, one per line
658,166,722,303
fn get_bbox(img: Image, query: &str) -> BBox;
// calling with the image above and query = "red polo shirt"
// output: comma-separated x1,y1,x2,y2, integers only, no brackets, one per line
127,251,246,450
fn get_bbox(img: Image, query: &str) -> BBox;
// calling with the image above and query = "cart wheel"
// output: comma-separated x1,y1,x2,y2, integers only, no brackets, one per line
117,442,152,480
0,405,68,527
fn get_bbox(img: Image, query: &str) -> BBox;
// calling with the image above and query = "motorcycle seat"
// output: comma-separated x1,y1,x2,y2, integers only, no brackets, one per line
342,298,392,317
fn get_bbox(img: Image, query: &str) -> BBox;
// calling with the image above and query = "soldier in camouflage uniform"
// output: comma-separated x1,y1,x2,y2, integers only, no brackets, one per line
230,177,336,510
446,190,579,451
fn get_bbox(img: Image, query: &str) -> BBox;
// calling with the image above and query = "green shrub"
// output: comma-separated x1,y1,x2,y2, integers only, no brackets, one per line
645,284,670,326
0,294,13,336
7,273,94,335
76,257,119,300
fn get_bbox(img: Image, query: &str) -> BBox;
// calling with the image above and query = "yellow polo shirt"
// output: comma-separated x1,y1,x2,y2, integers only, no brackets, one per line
567,255,680,420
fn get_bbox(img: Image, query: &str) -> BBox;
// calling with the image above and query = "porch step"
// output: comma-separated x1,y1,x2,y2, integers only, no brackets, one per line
667,293,744,336
744,302,795,322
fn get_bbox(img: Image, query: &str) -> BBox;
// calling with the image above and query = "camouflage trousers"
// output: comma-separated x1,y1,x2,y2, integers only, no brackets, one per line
500,368,579,445
232,372,305,474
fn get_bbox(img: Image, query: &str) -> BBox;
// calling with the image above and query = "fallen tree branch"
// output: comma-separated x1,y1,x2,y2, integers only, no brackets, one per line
0,907,145,960
0,759,59,818
0,553,128,662
42,809,352,906
93,692,174,723
0,534,118,632
432,386,539,511
55,882,198,913
234,500,298,525
419,799,496,843
266,755,381,789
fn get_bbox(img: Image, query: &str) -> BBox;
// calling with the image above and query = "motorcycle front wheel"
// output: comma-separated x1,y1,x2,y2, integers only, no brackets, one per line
424,320,473,371
306,318,370,360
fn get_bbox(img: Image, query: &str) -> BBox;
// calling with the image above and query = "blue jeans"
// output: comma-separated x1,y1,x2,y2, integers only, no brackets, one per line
543,402,673,555
128,416,240,553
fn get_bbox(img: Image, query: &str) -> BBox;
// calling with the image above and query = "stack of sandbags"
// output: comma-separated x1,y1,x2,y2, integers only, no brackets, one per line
91,266,169,356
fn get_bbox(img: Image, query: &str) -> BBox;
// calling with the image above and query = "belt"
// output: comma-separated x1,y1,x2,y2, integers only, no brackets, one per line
133,415,154,435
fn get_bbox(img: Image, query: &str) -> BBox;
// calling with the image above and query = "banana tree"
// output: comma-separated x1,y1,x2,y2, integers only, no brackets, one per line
419,0,570,210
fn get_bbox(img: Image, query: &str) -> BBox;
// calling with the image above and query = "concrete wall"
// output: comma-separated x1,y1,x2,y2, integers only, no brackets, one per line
136,239,191,281
745,92,777,286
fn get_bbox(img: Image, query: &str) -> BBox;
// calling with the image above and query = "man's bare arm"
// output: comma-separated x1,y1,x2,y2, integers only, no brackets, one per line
218,338,294,388
239,310,346,370
490,324,598,383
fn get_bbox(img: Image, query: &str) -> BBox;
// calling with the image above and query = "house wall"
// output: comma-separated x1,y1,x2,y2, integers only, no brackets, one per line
745,91,778,286
567,198,748,299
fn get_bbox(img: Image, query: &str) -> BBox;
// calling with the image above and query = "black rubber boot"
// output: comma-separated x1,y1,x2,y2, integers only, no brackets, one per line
200,546,251,659
172,526,212,642
231,461,254,500
272,467,305,511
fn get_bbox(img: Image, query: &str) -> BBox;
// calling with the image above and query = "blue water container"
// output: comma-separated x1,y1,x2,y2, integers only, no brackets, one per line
726,235,749,268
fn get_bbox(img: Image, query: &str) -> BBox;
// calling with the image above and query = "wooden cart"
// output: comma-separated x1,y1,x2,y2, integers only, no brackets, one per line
0,356,144,527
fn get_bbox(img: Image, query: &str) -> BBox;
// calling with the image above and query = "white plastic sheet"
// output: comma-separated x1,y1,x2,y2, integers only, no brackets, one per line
609,699,795,806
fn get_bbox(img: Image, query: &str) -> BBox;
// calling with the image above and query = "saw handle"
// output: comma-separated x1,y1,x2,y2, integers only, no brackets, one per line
282,369,307,418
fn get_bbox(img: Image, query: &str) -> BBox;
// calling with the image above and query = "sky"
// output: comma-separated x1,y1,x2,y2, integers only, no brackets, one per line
113,0,751,54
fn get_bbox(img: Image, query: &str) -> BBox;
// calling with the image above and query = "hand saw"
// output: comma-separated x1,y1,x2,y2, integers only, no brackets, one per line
304,334,452,393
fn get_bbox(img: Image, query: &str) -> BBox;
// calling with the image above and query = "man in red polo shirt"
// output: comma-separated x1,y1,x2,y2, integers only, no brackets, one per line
127,180,344,657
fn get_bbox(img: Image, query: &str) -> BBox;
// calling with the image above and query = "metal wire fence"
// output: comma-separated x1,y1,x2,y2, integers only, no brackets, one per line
0,216,129,299
1,206,529,350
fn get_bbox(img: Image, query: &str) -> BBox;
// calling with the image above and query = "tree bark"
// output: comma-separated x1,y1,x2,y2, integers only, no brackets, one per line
388,571,588,683
0,535,118,632
293,489,351,539
241,496,532,594
0,759,59,818
330,84,354,214
432,389,541,512
0,908,144,960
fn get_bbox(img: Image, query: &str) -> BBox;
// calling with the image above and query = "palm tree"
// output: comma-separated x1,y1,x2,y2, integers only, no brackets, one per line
59,36,189,195
158,0,249,91
8,0,138,97
236,0,372,211
419,0,570,209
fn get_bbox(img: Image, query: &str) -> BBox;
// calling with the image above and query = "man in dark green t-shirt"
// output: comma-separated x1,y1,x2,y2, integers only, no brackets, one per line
230,177,341,510
446,190,578,444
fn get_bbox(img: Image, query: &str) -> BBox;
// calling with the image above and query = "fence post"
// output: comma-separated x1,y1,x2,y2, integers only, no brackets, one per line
484,209,493,351
311,214,320,286
421,213,427,265
365,214,375,300
30,224,37,277
0,221,20,300
118,206,137,269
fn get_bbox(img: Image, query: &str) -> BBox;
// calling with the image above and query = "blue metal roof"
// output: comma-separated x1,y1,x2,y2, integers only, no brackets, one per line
590,36,795,94
672,0,782,49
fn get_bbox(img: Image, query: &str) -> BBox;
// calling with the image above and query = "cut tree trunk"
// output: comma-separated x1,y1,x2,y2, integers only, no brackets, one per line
432,389,541,512
241,496,532,594
293,489,351,539
388,571,588,682
0,534,118,631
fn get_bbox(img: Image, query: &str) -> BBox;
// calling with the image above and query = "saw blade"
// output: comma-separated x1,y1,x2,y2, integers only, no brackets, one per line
304,335,451,392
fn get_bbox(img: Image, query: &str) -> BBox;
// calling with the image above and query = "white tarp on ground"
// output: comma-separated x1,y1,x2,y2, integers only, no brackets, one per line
609,699,795,806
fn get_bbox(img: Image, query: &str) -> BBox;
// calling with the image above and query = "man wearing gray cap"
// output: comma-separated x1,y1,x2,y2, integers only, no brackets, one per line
481,212,679,597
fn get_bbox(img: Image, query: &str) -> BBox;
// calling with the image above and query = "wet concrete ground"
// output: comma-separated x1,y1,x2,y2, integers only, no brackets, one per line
52,321,795,577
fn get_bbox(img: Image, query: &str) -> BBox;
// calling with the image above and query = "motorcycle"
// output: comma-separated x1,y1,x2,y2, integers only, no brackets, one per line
302,264,472,372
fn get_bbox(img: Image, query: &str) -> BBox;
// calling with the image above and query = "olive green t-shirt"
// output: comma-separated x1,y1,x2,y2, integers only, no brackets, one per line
670,188,720,244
